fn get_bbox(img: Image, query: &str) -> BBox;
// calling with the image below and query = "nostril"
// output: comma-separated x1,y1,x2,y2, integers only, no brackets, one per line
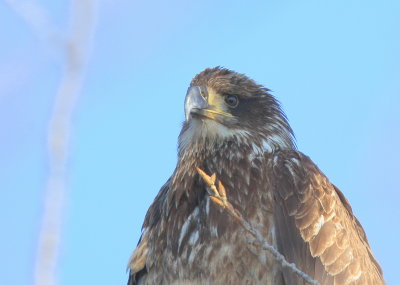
199,86,208,99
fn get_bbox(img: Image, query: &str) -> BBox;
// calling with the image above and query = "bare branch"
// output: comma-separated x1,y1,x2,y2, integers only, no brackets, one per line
4,0,62,45
197,167,320,285
5,1,100,285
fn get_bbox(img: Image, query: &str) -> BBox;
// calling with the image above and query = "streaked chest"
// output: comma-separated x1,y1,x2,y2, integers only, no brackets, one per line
145,152,281,284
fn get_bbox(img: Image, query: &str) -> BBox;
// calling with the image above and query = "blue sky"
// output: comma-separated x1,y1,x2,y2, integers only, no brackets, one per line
1,0,399,284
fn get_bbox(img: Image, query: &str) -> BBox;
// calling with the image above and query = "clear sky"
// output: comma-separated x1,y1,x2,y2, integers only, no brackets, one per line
1,0,399,284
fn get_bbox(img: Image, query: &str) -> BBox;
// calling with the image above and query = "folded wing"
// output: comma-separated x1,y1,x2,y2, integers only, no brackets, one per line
272,151,384,285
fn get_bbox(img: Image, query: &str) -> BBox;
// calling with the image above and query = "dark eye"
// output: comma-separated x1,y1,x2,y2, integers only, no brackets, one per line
224,95,239,107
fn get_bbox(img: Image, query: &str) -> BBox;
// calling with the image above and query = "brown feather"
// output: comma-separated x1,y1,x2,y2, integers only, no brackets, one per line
272,150,384,284
127,67,384,285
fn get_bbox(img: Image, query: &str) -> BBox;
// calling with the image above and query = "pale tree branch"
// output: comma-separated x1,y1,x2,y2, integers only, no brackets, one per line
5,1,98,285
4,0,62,46
196,167,320,285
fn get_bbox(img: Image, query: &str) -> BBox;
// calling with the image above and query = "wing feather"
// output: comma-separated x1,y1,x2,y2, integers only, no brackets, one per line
127,229,149,285
127,180,171,285
272,151,384,285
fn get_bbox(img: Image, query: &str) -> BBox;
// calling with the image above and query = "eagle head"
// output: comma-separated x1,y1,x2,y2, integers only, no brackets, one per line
179,67,295,154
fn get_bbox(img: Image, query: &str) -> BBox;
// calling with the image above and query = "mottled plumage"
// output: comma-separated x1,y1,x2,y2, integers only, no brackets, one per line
128,67,384,284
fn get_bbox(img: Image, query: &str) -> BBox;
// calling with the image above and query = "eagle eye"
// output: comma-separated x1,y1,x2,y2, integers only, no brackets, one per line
224,95,239,107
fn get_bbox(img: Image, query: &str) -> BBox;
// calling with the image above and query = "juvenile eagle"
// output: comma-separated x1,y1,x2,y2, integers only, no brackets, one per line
128,67,384,284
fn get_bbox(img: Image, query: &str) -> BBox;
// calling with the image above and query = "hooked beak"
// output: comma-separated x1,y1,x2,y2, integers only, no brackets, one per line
184,86,209,122
184,86,234,122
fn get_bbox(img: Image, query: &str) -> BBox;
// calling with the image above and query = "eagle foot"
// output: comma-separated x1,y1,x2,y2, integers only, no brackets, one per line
195,167,320,285
196,167,242,222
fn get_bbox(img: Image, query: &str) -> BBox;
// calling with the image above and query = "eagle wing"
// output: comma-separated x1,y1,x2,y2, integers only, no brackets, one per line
127,230,148,285
272,151,384,285
127,180,171,285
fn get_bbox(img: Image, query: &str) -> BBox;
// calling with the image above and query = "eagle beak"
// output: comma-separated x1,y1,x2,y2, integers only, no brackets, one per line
184,86,209,122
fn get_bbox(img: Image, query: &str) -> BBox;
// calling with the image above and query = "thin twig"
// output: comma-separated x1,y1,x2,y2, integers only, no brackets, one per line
4,0,60,43
196,167,320,285
5,1,98,285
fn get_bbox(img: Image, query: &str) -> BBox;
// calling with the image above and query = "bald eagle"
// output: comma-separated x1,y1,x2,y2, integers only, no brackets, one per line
127,67,384,284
